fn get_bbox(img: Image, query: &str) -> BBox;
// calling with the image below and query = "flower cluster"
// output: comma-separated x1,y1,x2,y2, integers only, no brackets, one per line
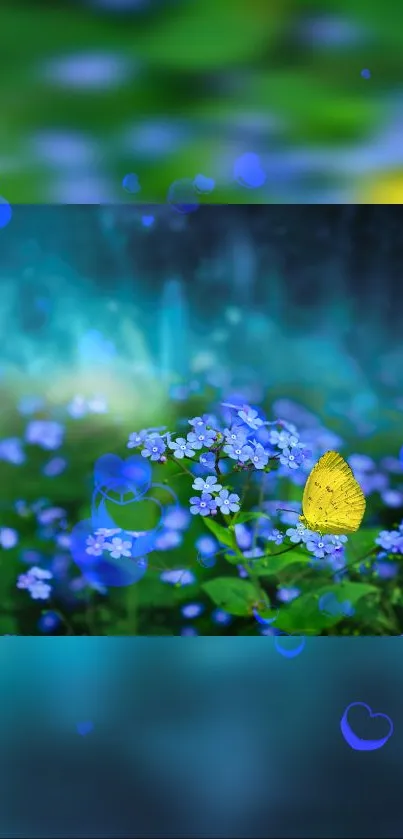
375,525,403,554
85,528,134,559
126,404,311,519
17,566,53,601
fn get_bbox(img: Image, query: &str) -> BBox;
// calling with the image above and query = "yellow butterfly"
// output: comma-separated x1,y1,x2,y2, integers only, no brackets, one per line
299,450,366,535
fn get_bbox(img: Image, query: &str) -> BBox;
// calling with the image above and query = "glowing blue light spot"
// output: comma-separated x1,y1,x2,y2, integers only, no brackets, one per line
38,611,61,633
233,153,266,189
193,174,215,194
361,68,371,79
141,214,154,227
181,602,204,619
122,173,141,194
0,198,12,229
76,720,94,736
167,178,199,214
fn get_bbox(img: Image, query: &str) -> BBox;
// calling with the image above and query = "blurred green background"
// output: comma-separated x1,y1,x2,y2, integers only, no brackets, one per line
2,0,403,203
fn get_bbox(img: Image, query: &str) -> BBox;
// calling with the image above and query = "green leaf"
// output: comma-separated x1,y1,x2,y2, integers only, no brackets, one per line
202,577,260,616
203,517,238,550
234,512,271,525
133,0,283,71
345,527,380,568
247,548,312,576
275,582,379,634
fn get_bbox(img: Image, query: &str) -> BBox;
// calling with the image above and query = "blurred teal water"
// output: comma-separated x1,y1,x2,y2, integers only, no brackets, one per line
1,638,403,837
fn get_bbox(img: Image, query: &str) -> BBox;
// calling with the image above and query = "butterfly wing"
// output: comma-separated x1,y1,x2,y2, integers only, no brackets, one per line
302,451,366,534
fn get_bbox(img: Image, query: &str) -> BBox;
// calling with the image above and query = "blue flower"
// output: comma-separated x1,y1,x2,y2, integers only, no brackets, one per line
348,453,375,472
211,608,232,626
243,547,264,561
154,529,182,550
216,488,240,514
0,527,18,549
181,603,204,619
277,586,301,603
199,451,215,471
142,435,167,461
38,611,61,633
25,420,65,451
266,528,284,546
376,529,403,553
104,536,132,559
18,395,44,415
196,534,218,556
0,437,25,465
127,430,147,449
249,443,269,470
234,523,252,550
269,429,299,449
305,533,335,559
43,457,67,477
286,524,309,544
237,405,263,430
381,489,403,508
188,415,210,429
160,568,196,585
223,425,248,445
189,493,217,516
168,436,195,458
192,475,222,494
17,567,53,600
279,446,305,470
223,442,253,462
187,427,216,450
163,505,191,531
67,395,88,418
37,506,66,526
374,560,399,579
86,534,106,556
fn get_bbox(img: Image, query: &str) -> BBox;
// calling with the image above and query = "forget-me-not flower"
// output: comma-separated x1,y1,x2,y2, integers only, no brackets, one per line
104,536,132,559
141,435,166,461
237,405,263,430
189,493,217,517
0,437,25,465
249,443,269,470
86,534,106,556
168,436,195,458
187,427,216,450
216,488,240,514
223,442,253,462
25,420,65,451
199,451,215,471
192,475,222,494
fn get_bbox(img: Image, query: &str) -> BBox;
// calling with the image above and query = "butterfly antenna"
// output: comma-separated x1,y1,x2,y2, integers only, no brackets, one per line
276,506,299,514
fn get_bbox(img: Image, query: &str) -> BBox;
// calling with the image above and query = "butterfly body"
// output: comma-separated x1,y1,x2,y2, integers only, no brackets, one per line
300,450,366,535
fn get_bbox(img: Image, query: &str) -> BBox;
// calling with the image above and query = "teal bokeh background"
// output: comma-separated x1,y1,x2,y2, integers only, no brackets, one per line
1,638,402,837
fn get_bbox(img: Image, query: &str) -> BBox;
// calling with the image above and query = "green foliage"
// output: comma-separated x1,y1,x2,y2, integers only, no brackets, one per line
203,517,238,550
202,577,261,617
2,0,403,201
274,581,379,634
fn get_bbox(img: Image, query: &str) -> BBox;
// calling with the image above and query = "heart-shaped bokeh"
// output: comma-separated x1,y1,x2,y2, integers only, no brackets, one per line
274,633,306,658
340,702,394,751
76,720,94,737
93,454,152,501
